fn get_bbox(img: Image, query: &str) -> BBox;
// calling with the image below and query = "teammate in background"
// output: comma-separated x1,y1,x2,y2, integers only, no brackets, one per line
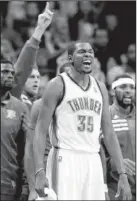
7,2,53,100
106,74,136,200
1,60,28,201
33,42,132,200
21,67,40,110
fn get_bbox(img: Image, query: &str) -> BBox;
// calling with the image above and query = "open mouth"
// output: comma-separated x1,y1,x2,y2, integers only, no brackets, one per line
83,60,91,67
33,85,38,90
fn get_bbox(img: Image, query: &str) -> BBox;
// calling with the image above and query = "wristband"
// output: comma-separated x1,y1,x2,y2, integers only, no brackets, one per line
33,27,44,42
35,168,44,177
104,184,108,193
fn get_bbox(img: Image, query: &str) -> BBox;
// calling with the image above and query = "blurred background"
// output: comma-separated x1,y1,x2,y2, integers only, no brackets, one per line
0,1,136,102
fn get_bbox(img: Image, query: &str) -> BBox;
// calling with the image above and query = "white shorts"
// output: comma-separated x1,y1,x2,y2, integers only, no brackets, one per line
46,147,105,200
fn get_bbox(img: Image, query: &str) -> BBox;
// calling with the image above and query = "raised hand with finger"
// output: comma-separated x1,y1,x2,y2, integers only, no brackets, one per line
33,2,54,41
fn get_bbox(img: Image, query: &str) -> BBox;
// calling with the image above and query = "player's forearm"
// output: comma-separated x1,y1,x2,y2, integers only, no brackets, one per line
24,142,35,191
104,132,126,174
33,124,47,172
100,144,107,183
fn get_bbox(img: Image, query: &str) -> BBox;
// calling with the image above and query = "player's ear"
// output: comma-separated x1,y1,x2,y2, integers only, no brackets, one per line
68,54,73,63
111,88,115,97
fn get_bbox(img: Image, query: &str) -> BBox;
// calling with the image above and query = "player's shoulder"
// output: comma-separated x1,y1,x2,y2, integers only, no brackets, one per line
93,78,108,97
46,75,64,96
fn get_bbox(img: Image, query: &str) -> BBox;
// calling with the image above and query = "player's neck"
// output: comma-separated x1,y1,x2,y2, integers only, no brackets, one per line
23,91,36,103
1,90,10,102
68,69,90,89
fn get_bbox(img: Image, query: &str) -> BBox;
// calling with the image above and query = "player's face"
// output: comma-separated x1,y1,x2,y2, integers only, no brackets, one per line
72,43,94,74
1,63,15,91
24,69,40,96
114,83,135,107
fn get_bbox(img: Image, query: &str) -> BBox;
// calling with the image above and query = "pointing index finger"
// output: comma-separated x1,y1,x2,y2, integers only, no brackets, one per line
44,2,54,15
45,2,50,11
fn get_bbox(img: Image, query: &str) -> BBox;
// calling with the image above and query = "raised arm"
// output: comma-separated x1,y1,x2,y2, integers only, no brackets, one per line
11,2,54,98
33,76,64,197
100,82,132,200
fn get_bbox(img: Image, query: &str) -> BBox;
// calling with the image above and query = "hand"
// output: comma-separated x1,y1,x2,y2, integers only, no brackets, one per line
37,2,54,31
124,158,135,176
116,174,132,200
28,189,38,201
35,170,49,198
33,2,54,41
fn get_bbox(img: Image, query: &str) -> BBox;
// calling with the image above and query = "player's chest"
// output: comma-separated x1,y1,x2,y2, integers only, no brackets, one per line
1,106,21,137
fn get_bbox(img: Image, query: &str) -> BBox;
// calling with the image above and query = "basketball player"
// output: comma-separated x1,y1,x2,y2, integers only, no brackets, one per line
25,63,70,200
107,74,136,200
33,42,132,200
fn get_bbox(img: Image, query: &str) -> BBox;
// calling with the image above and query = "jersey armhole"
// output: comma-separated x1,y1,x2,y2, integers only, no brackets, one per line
94,79,104,107
56,75,66,108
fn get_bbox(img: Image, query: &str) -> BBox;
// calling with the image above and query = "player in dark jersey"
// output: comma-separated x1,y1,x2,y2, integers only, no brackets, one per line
107,74,136,200
1,60,28,201
33,42,131,200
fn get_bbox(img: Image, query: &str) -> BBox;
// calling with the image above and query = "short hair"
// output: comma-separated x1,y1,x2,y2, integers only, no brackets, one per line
113,74,133,82
1,59,13,66
68,41,92,56
68,43,76,56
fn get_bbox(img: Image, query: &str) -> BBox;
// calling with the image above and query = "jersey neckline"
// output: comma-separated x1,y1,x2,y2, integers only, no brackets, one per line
66,72,91,92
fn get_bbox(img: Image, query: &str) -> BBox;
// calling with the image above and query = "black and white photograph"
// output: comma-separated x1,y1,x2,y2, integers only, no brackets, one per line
0,1,136,200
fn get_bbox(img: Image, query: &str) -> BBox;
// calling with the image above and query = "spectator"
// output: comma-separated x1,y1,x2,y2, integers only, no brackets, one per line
1,37,16,62
93,28,110,74
45,14,70,57
91,57,106,84
123,44,136,73
26,2,39,38
105,14,118,33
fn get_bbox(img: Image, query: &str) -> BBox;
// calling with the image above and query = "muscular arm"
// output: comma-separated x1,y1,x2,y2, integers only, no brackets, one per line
11,37,39,98
100,83,126,174
33,76,63,172
24,100,40,191
100,142,107,184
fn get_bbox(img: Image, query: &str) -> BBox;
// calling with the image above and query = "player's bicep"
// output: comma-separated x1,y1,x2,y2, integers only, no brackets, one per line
36,77,63,130
27,103,40,143
101,84,113,137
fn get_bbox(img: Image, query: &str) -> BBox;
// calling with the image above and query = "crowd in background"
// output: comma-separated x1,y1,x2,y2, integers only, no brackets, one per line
1,1,136,102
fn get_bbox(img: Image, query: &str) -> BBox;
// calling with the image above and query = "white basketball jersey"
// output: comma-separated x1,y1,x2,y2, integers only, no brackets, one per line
49,73,103,153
